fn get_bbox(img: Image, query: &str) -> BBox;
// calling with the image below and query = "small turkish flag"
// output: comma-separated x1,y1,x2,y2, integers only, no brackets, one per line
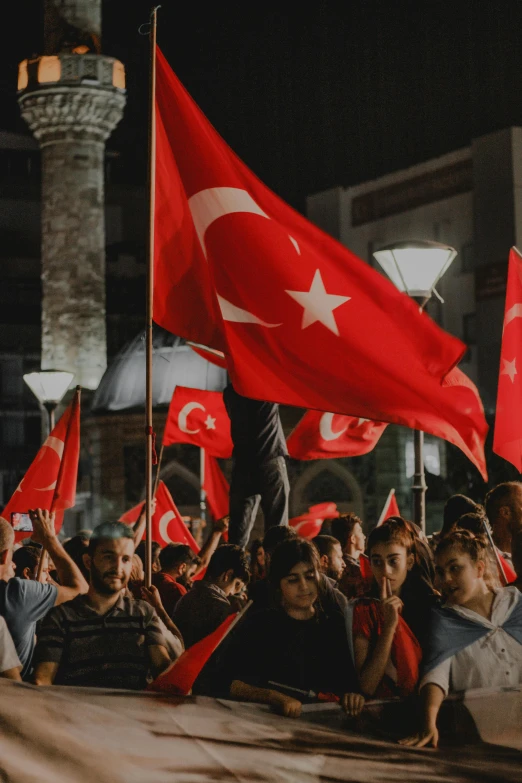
287,411,387,459
493,248,522,470
163,386,232,458
120,481,199,553
376,489,401,527
2,389,81,540
203,451,229,521
289,502,339,539
148,610,239,695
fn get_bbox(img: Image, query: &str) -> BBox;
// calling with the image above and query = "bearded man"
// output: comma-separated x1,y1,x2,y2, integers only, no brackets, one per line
33,522,171,689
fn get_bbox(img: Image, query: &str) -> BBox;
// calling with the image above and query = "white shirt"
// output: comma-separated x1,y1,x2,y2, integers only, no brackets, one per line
0,615,21,674
420,587,522,696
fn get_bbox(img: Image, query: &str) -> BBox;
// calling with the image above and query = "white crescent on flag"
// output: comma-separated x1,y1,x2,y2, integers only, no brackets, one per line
188,186,296,328
35,435,64,491
504,303,522,330
178,401,205,434
319,412,348,441
158,511,176,544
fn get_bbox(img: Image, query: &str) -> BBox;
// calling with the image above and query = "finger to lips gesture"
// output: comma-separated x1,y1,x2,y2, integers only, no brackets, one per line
380,577,403,631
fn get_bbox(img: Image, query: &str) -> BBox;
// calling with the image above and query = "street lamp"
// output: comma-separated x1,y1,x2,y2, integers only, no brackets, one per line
372,240,457,531
23,370,74,434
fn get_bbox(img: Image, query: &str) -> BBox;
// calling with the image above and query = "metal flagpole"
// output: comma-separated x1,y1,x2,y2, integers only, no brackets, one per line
144,5,160,588
482,517,509,586
200,447,207,522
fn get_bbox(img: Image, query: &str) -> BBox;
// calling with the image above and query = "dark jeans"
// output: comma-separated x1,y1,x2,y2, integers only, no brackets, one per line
228,456,290,549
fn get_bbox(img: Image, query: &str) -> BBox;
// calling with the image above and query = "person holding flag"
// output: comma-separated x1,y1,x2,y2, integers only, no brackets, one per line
33,521,171,690
348,518,437,701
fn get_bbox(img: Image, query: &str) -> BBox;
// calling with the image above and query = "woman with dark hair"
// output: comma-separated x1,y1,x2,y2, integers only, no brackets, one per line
350,517,437,700
229,538,362,718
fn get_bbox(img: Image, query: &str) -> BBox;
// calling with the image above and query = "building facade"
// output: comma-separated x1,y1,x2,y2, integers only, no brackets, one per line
307,127,522,530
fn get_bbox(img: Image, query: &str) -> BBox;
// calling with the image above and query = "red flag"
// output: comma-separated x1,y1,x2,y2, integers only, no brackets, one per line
494,248,522,470
163,386,232,458
148,611,238,695
287,412,387,459
120,481,199,553
3,390,81,540
153,48,489,470
203,451,229,521
376,489,401,527
289,502,339,539
359,554,373,579
187,342,228,370
497,550,517,584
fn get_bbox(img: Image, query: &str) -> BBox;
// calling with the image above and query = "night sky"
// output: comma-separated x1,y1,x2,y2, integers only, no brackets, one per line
3,1,522,209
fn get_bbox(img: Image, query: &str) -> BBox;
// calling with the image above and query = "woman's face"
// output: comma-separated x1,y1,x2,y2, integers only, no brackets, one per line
370,542,412,595
435,547,485,606
256,546,265,568
280,561,319,612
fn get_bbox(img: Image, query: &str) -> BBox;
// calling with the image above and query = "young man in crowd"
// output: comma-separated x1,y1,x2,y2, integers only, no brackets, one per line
485,481,522,562
32,521,171,689
0,510,88,678
152,543,196,616
173,544,249,649
331,513,368,599
313,535,346,584
12,545,51,583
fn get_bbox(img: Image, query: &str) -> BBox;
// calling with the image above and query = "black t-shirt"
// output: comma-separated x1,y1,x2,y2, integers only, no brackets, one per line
228,607,357,698
223,384,288,465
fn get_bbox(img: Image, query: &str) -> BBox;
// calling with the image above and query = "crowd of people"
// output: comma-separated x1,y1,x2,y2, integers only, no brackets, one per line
0,480,521,748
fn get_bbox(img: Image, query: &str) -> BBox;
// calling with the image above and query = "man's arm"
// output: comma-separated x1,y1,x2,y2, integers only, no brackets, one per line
30,509,88,604
33,661,59,686
148,645,172,677
32,605,66,685
193,517,229,576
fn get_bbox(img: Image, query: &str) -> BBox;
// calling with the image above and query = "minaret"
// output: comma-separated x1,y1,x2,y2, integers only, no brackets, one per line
17,0,126,389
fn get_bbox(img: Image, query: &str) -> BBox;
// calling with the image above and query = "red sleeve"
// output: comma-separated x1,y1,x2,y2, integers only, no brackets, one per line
353,600,380,639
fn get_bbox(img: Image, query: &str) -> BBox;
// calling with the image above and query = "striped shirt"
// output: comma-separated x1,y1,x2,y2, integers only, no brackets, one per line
33,594,166,690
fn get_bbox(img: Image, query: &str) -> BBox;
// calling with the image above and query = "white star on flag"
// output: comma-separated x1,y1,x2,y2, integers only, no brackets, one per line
204,415,216,430
286,269,351,336
501,357,518,383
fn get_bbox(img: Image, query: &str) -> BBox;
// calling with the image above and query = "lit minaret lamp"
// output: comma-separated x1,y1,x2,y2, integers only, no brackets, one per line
17,0,126,390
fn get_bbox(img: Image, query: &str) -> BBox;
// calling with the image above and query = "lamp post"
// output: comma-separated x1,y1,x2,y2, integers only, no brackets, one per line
372,240,457,531
23,370,74,435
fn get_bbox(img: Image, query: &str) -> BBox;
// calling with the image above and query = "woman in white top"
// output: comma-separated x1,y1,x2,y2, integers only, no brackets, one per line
400,529,522,748
0,615,22,680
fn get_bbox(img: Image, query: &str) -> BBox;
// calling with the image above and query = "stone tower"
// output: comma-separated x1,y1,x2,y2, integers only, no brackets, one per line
17,0,126,389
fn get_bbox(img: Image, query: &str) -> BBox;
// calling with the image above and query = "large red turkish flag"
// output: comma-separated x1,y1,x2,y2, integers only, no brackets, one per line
154,48,488,466
203,451,229,521
120,481,199,553
2,389,81,540
287,412,387,459
493,248,522,470
163,387,232,458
